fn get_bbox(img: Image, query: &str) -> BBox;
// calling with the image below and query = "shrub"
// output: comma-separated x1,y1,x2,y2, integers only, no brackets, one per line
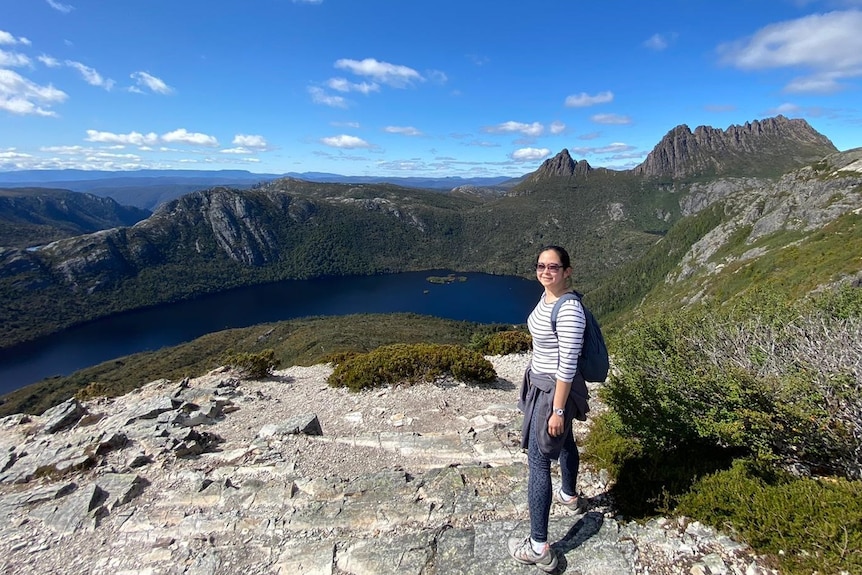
581,411,642,478
327,343,497,392
468,324,528,354
474,330,532,355
75,381,111,401
223,349,280,379
602,285,861,479
676,459,862,575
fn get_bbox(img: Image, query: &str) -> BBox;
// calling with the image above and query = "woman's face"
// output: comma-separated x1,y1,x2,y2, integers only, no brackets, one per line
536,249,571,291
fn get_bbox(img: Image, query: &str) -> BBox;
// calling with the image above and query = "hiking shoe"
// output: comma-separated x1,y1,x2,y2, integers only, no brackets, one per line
507,536,558,573
554,489,586,512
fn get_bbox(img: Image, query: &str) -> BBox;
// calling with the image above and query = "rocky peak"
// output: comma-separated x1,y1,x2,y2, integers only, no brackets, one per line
529,149,593,183
632,115,837,179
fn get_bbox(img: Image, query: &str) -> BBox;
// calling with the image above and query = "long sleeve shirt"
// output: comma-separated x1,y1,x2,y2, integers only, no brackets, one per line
527,294,586,383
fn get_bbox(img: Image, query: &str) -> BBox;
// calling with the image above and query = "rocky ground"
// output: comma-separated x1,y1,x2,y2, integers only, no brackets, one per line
0,353,780,575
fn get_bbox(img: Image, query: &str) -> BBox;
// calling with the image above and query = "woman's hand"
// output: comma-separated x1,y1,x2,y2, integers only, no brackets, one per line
548,413,564,437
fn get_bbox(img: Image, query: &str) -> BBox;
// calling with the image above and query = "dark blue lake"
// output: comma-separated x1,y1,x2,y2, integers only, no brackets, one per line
0,270,540,395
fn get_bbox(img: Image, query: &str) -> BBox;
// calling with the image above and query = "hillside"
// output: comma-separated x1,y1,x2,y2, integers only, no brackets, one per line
0,188,150,248
0,116,855,352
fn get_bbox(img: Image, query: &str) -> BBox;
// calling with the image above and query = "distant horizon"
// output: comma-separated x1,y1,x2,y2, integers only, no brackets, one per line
0,166,524,182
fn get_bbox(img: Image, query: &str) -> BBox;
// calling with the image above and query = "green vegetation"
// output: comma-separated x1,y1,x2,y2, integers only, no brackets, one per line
426,274,467,284
583,284,862,575
0,313,493,417
222,349,280,379
677,460,862,575
327,342,496,391
469,329,532,355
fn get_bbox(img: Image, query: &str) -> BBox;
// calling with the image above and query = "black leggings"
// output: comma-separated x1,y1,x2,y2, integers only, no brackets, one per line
527,399,579,543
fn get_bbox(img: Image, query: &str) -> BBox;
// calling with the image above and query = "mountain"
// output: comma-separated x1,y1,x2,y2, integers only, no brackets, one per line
0,115,858,352
0,188,151,248
527,149,593,183
631,115,836,179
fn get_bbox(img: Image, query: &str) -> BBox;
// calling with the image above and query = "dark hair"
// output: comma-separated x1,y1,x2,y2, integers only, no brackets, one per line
538,245,571,269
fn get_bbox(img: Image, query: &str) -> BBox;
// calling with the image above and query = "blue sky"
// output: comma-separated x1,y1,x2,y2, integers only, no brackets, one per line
1,0,861,178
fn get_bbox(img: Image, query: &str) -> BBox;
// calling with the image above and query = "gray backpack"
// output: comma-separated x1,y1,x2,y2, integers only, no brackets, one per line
550,291,610,382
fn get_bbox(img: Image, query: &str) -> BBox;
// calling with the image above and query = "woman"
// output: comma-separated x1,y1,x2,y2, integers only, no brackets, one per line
508,245,589,572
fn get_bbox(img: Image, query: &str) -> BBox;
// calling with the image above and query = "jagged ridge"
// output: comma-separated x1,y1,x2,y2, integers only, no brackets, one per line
632,115,837,178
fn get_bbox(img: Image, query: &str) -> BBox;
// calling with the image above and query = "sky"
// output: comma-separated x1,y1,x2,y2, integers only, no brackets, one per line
1,0,862,179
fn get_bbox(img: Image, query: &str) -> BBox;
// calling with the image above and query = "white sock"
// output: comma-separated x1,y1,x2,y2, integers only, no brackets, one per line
559,489,575,502
530,538,546,554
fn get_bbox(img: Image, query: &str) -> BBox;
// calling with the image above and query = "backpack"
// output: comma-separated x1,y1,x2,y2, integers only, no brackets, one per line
550,291,610,382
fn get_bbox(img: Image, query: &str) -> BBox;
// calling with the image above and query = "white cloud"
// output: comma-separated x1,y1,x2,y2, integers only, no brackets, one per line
65,60,115,90
326,77,379,94
511,147,551,162
334,58,423,88
46,0,74,13
717,10,862,93
320,134,372,148
591,113,632,125
0,69,67,116
771,102,803,115
426,69,448,84
38,55,61,67
232,134,269,149
0,31,31,46
644,33,669,51
483,121,544,137
85,130,159,146
308,86,348,108
162,129,219,146
384,126,422,136
565,91,613,107
41,145,85,153
84,129,219,147
0,148,34,168
130,71,173,95
0,49,31,67
550,121,566,135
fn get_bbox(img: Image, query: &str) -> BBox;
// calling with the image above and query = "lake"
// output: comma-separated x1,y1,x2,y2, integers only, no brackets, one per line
0,270,541,394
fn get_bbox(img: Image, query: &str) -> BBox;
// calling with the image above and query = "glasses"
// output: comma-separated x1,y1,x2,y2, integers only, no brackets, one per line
535,263,563,272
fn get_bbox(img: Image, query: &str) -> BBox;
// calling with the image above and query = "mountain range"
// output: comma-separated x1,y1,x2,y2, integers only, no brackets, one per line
0,114,859,356
0,168,516,212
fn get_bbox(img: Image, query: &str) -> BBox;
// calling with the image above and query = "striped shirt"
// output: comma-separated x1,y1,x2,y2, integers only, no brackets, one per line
527,294,586,383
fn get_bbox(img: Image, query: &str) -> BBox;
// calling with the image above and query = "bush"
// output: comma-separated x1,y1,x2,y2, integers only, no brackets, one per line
581,411,642,478
75,381,111,401
471,329,532,355
327,343,497,391
223,349,280,379
601,285,861,479
676,459,862,575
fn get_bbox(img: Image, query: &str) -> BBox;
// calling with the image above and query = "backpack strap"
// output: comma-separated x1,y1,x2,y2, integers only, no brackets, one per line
550,291,582,335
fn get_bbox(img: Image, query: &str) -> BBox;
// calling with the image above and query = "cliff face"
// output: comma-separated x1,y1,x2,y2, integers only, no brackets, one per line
632,115,837,178
526,149,593,184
